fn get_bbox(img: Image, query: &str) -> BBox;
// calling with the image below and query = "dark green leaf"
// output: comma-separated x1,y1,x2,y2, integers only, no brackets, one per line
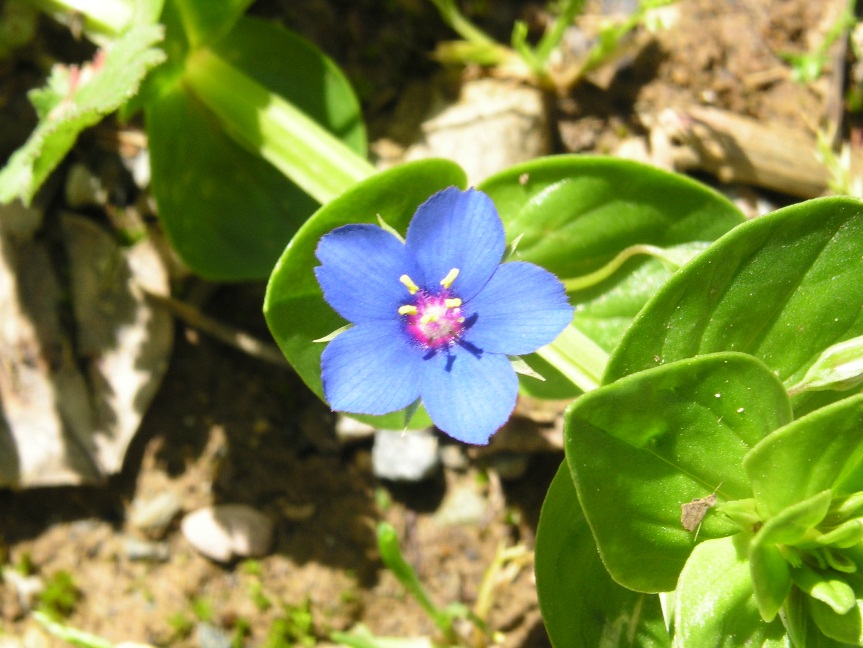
146,84,317,280
263,159,467,428
566,352,791,592
171,0,254,48
535,462,669,647
210,17,366,155
478,155,744,397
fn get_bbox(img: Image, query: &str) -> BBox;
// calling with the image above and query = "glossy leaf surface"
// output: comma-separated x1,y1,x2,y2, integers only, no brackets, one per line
535,463,669,648
566,353,791,592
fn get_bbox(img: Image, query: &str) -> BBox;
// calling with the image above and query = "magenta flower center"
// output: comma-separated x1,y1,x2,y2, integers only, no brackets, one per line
398,269,465,350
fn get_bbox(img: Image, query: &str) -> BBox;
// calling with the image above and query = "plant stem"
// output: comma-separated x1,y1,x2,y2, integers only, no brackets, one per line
184,48,376,206
536,324,608,392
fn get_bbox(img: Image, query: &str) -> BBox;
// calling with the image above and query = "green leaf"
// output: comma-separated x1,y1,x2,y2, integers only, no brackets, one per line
478,155,744,397
808,573,863,646
744,394,863,517
264,159,467,429
183,28,373,208
788,335,863,396
535,462,670,648
171,0,254,48
673,535,789,647
146,83,317,280
792,564,856,615
605,197,863,417
210,17,366,155
749,491,833,621
785,587,853,648
145,16,371,280
0,24,166,205
749,543,792,622
566,352,791,592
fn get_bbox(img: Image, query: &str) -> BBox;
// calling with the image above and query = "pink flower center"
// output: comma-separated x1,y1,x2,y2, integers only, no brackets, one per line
398,269,465,350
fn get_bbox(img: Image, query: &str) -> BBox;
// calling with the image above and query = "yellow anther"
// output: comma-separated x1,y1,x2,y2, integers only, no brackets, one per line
420,313,438,325
444,298,462,309
398,305,418,316
400,274,420,294
440,268,460,289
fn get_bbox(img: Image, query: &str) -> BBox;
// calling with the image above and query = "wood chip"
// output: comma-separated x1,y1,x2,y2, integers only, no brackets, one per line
680,492,717,532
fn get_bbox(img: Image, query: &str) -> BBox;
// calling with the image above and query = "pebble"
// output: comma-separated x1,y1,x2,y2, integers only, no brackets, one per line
438,444,469,471
196,622,232,648
122,536,170,562
181,504,274,562
334,415,376,444
435,486,488,526
3,570,43,610
372,428,439,481
129,490,182,536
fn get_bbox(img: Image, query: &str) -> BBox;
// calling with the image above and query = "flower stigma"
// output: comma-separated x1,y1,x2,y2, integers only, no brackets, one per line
399,269,466,349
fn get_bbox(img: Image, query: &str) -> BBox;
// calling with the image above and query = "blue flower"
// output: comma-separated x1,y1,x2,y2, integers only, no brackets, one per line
314,187,573,445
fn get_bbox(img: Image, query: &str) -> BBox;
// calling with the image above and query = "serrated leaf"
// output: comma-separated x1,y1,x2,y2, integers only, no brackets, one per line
0,25,166,205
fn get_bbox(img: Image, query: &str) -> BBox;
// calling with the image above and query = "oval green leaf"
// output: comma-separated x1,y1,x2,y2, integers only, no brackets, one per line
674,535,789,647
478,156,745,396
536,462,670,647
744,394,863,517
566,352,791,592
605,196,863,417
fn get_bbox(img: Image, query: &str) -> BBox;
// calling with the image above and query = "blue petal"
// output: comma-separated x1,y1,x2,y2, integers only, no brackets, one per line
321,320,421,415
315,224,419,323
419,347,518,445
405,188,505,300
464,261,573,355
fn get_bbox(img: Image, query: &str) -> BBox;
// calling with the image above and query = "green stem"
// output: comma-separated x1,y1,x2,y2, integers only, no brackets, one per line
562,244,682,292
183,48,376,206
536,324,608,392
533,0,585,65
428,0,496,47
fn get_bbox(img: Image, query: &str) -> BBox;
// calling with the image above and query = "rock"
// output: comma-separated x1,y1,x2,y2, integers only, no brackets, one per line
3,570,43,610
435,486,488,526
334,415,376,445
438,444,469,471
129,490,182,536
372,429,439,482
375,77,551,184
196,622,232,648
122,536,170,562
181,504,274,562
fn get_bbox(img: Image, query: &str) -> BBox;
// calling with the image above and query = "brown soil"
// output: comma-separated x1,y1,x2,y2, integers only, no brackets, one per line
0,0,848,646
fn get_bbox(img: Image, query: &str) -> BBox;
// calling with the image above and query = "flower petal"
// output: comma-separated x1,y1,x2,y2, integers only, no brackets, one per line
464,261,573,355
405,188,505,300
419,348,518,445
315,224,419,323
321,320,421,415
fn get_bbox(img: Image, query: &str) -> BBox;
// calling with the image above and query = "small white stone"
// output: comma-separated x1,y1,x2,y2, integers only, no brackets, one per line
181,504,273,562
129,490,182,535
372,428,439,481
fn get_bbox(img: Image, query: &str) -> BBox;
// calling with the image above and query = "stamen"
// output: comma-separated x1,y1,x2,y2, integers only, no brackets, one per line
400,274,419,294
420,313,438,324
398,305,418,315
440,268,460,289
444,298,462,309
